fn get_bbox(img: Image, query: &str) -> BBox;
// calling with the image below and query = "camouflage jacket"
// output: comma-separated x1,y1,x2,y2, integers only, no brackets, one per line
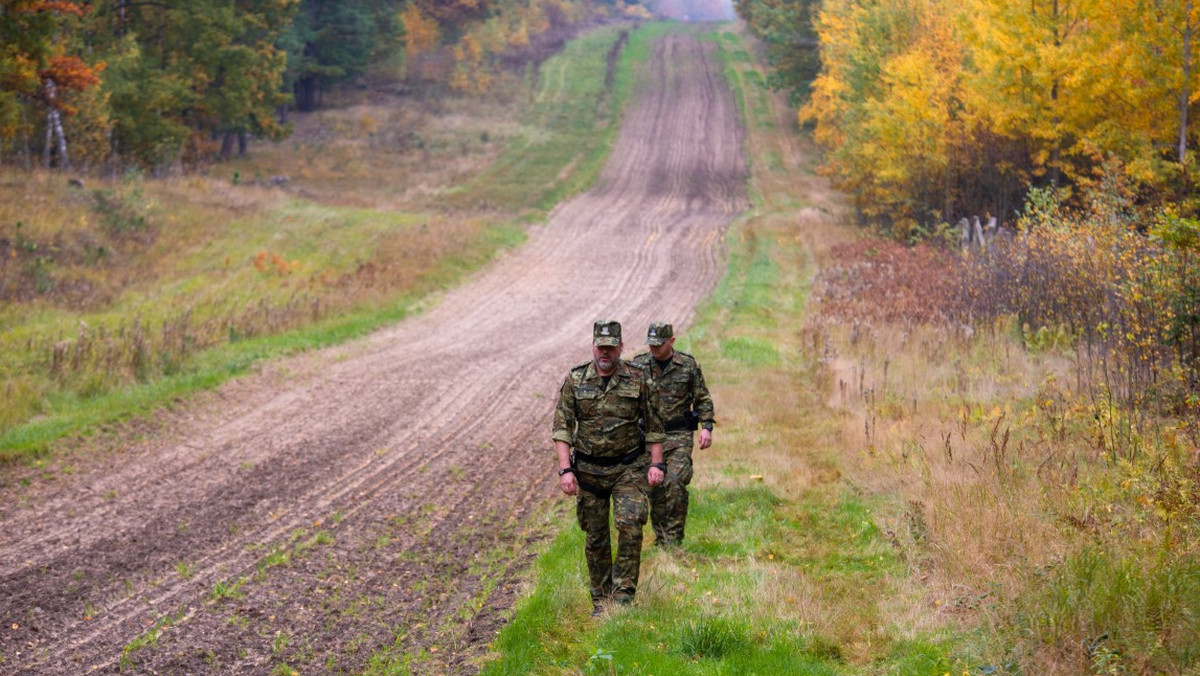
552,359,665,458
630,350,715,434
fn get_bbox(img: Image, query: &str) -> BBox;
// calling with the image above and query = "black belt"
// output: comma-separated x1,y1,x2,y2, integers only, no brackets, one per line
664,414,699,432
573,446,644,467
577,478,611,499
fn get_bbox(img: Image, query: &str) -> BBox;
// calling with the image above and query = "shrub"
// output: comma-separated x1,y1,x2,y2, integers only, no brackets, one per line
955,189,1200,411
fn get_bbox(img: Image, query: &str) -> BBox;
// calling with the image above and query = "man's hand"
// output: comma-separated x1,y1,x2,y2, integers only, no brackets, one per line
648,465,665,487
560,471,578,496
555,441,576,495
648,442,665,486
698,428,712,450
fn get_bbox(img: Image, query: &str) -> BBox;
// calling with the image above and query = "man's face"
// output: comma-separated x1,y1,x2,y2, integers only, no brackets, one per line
593,342,622,375
649,336,674,361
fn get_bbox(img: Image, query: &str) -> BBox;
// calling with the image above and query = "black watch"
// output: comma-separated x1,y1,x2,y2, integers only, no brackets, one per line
650,462,668,472
701,422,713,431
558,467,575,476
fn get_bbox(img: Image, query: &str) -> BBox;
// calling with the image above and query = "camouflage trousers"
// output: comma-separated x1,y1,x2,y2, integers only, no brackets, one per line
575,457,650,603
649,436,694,546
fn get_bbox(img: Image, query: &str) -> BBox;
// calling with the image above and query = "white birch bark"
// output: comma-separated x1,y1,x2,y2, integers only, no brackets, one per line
42,80,70,170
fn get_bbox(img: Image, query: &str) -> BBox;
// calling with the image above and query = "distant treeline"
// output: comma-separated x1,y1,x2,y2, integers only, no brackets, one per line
737,0,1200,235
0,0,646,173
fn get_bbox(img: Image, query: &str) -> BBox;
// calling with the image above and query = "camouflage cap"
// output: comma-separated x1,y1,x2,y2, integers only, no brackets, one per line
593,320,622,347
646,322,673,346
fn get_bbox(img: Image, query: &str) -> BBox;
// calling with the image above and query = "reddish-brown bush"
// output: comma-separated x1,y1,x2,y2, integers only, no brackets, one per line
814,239,959,325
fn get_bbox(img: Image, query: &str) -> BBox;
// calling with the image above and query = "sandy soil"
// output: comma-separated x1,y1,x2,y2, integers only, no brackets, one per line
0,25,747,676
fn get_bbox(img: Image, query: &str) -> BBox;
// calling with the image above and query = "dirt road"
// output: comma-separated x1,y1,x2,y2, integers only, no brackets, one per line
0,28,747,675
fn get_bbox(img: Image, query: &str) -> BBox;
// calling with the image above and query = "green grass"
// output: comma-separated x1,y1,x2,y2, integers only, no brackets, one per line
457,26,629,213
457,22,681,216
482,485,920,675
1009,544,1200,673
713,229,782,327
120,608,185,669
208,576,249,602
718,336,780,366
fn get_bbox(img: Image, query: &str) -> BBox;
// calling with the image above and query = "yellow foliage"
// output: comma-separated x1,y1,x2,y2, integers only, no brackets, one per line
804,0,965,223
450,33,492,95
799,0,1200,229
623,3,653,19
462,33,483,61
401,5,441,58
509,20,530,48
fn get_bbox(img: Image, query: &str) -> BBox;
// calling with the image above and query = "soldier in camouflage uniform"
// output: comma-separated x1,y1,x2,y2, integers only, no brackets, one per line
554,320,666,614
632,322,714,547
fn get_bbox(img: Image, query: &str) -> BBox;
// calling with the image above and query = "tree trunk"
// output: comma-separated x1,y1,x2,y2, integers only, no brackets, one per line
52,109,69,170
115,0,128,37
42,80,70,170
296,77,317,112
220,131,236,160
20,105,32,170
1181,0,1193,165
44,117,53,169
43,110,71,169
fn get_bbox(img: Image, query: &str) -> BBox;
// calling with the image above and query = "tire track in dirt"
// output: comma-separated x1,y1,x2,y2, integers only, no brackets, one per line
0,28,747,675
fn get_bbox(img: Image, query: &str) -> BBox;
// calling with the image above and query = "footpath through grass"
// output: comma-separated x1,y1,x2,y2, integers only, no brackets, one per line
479,24,976,676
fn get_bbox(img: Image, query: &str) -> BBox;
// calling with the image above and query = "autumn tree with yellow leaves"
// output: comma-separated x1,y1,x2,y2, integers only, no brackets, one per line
746,0,1200,233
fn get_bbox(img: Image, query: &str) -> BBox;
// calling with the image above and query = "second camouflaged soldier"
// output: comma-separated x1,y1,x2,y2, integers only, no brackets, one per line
554,320,666,615
632,322,715,547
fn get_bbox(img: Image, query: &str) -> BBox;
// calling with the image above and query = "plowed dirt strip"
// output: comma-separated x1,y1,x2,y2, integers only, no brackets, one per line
0,29,747,676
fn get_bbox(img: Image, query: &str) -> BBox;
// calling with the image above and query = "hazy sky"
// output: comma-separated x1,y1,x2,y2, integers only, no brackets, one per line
653,0,737,22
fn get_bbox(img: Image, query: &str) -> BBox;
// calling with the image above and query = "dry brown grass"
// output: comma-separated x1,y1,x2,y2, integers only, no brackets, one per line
803,232,1200,672
232,90,530,211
